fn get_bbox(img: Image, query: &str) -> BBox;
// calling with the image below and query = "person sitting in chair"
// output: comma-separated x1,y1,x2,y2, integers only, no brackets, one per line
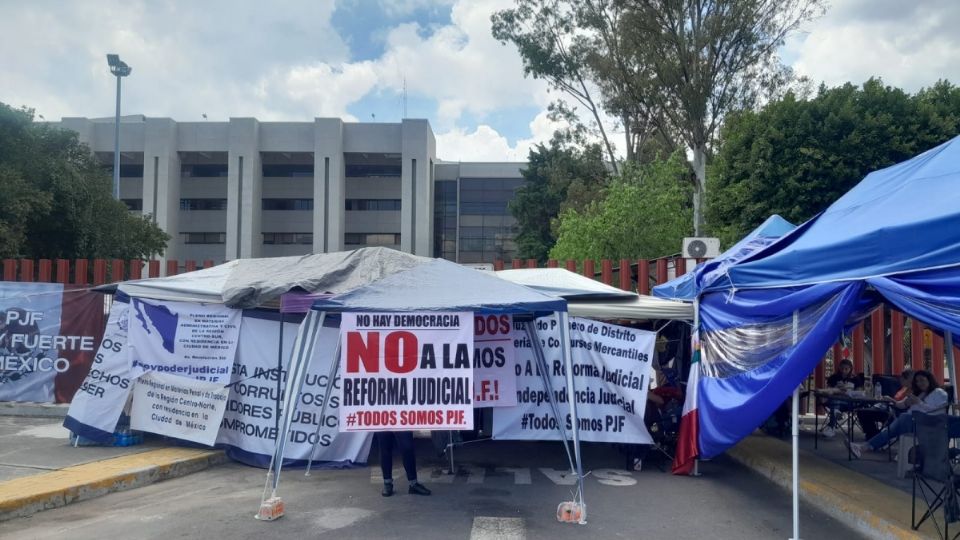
821,359,864,437
855,369,914,439
849,370,949,458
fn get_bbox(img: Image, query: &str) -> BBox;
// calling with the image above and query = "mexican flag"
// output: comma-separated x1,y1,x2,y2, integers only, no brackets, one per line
671,334,701,475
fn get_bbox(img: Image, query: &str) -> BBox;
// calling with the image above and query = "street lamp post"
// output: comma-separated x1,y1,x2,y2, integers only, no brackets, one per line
106,54,132,201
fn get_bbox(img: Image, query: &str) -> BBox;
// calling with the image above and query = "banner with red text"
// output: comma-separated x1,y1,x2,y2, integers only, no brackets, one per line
339,312,474,432
472,314,517,407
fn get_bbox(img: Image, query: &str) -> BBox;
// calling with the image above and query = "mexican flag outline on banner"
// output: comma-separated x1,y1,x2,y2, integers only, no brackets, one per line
671,332,700,475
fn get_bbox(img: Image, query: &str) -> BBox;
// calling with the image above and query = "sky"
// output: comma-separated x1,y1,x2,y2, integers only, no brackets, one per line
2,0,959,162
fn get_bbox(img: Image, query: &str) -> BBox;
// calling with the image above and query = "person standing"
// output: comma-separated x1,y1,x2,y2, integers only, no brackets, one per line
377,431,431,496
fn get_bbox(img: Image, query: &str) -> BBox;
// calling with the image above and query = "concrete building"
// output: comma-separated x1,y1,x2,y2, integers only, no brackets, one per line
56,116,525,264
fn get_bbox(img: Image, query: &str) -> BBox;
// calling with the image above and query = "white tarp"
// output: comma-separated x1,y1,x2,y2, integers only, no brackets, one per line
131,372,229,446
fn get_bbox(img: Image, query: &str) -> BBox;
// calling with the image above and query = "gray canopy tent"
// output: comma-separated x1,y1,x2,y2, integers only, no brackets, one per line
263,258,591,523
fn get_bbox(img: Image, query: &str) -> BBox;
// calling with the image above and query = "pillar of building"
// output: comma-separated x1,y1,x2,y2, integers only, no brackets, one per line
401,119,436,256
226,118,262,259
142,118,181,262
314,118,345,253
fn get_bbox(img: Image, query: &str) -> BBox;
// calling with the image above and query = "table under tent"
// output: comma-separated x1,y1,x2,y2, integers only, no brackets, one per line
657,135,960,539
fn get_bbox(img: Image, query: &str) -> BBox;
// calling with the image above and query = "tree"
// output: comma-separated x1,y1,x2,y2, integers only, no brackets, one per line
549,150,693,261
0,103,169,259
617,0,824,235
708,79,960,246
510,140,610,262
492,0,621,173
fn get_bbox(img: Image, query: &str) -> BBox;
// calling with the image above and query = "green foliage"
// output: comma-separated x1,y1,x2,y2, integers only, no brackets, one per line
549,151,693,261
0,103,169,259
708,79,960,245
510,141,610,262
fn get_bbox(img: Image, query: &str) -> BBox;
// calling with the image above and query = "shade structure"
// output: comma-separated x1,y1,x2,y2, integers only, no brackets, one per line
652,215,795,301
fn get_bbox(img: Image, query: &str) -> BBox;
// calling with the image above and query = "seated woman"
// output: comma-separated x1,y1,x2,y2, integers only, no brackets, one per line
821,359,864,437
849,370,948,458
855,369,914,439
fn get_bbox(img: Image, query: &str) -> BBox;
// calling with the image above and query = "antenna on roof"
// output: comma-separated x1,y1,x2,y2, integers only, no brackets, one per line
402,76,408,119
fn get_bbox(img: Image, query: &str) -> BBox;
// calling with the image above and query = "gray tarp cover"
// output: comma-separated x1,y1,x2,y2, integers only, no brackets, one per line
117,247,430,308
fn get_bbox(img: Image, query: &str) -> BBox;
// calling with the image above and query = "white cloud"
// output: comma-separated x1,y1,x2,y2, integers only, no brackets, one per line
437,109,566,161
786,0,960,91
272,62,380,121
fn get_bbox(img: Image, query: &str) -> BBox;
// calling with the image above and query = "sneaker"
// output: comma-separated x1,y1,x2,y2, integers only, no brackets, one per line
822,426,836,438
843,437,863,459
381,483,394,497
408,482,431,496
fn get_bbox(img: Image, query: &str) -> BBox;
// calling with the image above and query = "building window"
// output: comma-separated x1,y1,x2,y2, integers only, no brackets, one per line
181,232,226,244
262,198,314,211
344,163,402,177
263,233,313,245
181,164,229,178
459,178,524,216
344,233,401,246
180,198,228,211
262,164,314,177
121,199,143,211
433,180,457,260
344,199,401,211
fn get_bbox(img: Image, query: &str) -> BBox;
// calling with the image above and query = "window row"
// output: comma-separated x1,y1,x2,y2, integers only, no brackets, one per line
345,199,401,211
122,199,143,211
263,233,313,245
344,233,401,246
263,198,313,211
181,232,226,244
181,198,228,211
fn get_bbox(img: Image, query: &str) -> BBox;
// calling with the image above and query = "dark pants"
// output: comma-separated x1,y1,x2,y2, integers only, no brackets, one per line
377,431,417,482
856,408,892,439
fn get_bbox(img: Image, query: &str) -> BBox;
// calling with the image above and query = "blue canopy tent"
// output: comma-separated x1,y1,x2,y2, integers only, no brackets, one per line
261,259,590,522
690,135,960,538
651,214,796,301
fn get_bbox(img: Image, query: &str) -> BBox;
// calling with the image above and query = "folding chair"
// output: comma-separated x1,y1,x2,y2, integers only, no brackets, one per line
911,412,960,539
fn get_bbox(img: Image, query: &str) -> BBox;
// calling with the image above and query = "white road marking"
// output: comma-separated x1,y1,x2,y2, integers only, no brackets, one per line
470,517,526,540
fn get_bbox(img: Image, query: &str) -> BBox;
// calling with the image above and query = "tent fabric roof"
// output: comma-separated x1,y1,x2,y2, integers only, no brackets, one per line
652,215,795,301
727,136,960,289
567,296,693,321
312,258,567,316
495,268,636,299
117,248,430,308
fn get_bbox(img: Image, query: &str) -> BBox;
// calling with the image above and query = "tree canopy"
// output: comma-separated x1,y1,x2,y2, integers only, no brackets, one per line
708,78,960,246
0,103,169,259
549,150,693,261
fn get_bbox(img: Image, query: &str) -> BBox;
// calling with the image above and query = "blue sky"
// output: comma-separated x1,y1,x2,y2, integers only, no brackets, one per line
2,0,959,161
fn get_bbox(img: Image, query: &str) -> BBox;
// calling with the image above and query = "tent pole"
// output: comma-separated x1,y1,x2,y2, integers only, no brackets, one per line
791,310,800,540
559,311,586,524
271,310,325,493
305,338,343,476
525,321,576,472
947,331,958,409
276,311,284,440
692,299,700,477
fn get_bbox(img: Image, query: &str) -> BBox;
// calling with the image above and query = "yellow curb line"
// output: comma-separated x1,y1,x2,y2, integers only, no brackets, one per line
0,447,225,521
728,435,933,539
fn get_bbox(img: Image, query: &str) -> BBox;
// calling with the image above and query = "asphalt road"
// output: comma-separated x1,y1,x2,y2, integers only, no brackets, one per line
1,439,863,540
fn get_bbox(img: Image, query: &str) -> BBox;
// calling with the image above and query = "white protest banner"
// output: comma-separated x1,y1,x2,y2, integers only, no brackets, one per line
128,299,240,384
215,313,372,464
131,371,229,446
492,316,655,444
0,282,105,403
340,312,474,432
472,314,517,407
64,301,133,441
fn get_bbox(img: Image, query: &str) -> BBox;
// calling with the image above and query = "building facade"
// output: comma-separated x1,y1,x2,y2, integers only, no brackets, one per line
56,116,525,264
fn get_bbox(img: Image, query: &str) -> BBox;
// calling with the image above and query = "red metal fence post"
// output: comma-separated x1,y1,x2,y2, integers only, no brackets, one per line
148,260,161,278
111,259,125,283
911,319,923,369
655,258,668,285
19,259,34,282
547,259,558,268
166,260,179,277
619,259,632,291
185,260,197,273
871,309,886,375
2,260,16,281
494,260,504,271
38,260,52,282
203,260,215,269
638,259,650,295
511,258,523,270
891,311,905,374
130,259,144,280
600,259,613,285
55,259,70,284
933,333,946,383
74,260,89,285
852,324,865,374
565,260,577,273
526,258,537,269
583,259,595,279
675,257,687,276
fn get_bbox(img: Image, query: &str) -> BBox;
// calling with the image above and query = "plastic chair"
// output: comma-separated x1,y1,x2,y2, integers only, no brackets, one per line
911,412,960,539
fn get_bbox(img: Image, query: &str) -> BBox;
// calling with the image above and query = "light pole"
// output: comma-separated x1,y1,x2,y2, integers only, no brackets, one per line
106,54,132,200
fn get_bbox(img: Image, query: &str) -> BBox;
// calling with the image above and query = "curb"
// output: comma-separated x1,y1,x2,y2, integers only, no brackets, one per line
0,402,69,418
727,435,930,540
0,447,227,522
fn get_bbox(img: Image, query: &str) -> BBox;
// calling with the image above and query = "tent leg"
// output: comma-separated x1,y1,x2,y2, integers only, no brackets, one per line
276,312,284,440
305,338,343,476
525,322,576,472
558,312,586,524
791,310,801,540
447,432,455,474
947,331,958,409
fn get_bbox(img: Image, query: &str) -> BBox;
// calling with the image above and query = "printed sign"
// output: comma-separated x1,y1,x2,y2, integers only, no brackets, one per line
339,312,474,431
128,299,240,384
131,371,229,446
0,282,105,403
216,313,372,463
493,316,655,444
472,314,517,407
63,301,133,440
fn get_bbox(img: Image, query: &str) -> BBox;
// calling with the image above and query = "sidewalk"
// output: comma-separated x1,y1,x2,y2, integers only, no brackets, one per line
0,415,225,521
728,432,936,539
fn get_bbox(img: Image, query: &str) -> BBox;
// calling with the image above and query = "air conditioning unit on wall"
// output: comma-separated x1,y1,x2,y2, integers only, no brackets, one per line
682,237,721,259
